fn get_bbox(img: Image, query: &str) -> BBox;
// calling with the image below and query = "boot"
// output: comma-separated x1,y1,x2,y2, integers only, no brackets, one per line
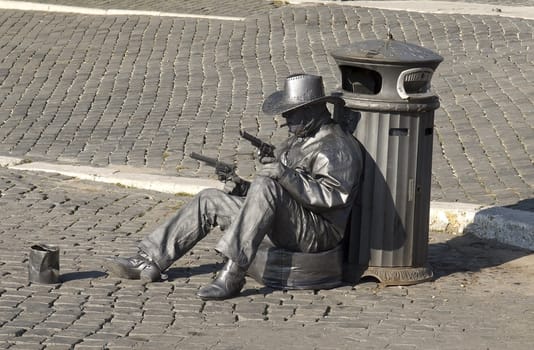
197,259,246,300
103,252,165,282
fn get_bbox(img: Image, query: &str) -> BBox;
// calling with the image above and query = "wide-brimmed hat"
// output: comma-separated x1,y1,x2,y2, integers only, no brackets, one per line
262,74,344,115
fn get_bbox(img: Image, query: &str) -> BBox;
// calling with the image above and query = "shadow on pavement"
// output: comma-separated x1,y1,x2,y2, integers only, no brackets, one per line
239,285,278,297
165,262,224,281
506,197,534,212
428,232,532,280
165,263,284,297
61,270,107,282
122,233,532,293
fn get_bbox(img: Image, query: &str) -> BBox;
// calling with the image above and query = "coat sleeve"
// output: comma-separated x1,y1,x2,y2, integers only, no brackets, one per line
277,148,361,211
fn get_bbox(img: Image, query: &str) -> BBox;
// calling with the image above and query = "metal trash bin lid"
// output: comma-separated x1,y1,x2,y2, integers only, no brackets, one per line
331,39,443,66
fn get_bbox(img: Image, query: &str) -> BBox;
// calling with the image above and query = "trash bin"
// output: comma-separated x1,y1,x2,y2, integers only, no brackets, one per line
331,39,443,285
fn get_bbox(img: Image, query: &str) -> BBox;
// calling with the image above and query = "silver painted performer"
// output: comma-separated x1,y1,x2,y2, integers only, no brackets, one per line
104,74,363,300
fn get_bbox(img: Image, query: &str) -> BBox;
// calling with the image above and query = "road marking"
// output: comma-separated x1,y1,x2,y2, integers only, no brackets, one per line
0,0,246,21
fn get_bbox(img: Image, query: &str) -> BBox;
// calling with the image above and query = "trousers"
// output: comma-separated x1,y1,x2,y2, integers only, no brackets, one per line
138,176,343,271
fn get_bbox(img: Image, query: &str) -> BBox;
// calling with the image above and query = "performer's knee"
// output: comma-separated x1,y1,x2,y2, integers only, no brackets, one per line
196,188,227,209
197,188,222,199
248,176,281,197
251,175,277,188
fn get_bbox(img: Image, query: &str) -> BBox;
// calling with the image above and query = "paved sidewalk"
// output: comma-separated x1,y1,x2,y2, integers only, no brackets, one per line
0,167,533,349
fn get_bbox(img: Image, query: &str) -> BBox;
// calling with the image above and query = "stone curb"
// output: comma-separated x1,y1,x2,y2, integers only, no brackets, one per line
429,203,534,251
288,0,534,20
2,156,532,251
0,156,223,194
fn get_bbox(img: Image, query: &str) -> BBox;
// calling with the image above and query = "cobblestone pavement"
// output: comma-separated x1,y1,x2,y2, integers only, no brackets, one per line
0,1,533,208
0,2,533,349
0,167,532,349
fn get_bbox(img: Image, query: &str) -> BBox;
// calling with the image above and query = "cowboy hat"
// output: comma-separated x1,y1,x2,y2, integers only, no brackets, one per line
262,74,344,115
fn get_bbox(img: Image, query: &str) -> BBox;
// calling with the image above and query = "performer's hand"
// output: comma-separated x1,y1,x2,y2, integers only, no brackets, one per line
223,176,250,196
223,180,237,194
259,156,276,164
257,161,286,180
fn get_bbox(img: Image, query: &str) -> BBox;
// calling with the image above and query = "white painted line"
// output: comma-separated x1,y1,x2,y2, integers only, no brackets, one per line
0,0,246,21
10,161,223,194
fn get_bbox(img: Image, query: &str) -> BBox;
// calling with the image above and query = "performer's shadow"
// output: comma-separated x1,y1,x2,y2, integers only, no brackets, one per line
165,263,224,281
165,263,280,296
239,286,278,297
61,270,107,282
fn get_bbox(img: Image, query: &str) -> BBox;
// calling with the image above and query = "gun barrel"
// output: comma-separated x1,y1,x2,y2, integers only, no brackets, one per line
240,130,260,145
190,152,215,165
240,131,275,151
190,152,235,171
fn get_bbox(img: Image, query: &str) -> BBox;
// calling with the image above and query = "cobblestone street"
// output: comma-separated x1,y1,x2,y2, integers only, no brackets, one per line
0,1,532,206
0,167,532,349
0,0,533,349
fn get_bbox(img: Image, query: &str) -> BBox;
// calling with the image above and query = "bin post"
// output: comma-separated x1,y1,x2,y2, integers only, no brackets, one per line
331,39,443,285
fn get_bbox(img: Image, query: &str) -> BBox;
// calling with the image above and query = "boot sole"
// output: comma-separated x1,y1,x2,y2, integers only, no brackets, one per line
197,291,241,301
103,258,161,282
196,280,246,301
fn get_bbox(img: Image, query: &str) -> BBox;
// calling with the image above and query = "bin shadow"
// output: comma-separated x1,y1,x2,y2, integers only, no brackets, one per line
428,232,532,280
505,197,534,212
343,143,408,282
430,197,533,280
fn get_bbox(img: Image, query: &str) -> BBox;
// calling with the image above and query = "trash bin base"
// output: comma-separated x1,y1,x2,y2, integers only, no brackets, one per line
362,265,433,286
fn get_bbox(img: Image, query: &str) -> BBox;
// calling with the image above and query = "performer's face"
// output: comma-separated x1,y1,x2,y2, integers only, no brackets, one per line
283,107,311,135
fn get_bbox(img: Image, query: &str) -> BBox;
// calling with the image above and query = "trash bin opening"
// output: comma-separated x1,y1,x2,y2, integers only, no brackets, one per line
340,66,381,95
397,68,434,99
31,244,56,252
